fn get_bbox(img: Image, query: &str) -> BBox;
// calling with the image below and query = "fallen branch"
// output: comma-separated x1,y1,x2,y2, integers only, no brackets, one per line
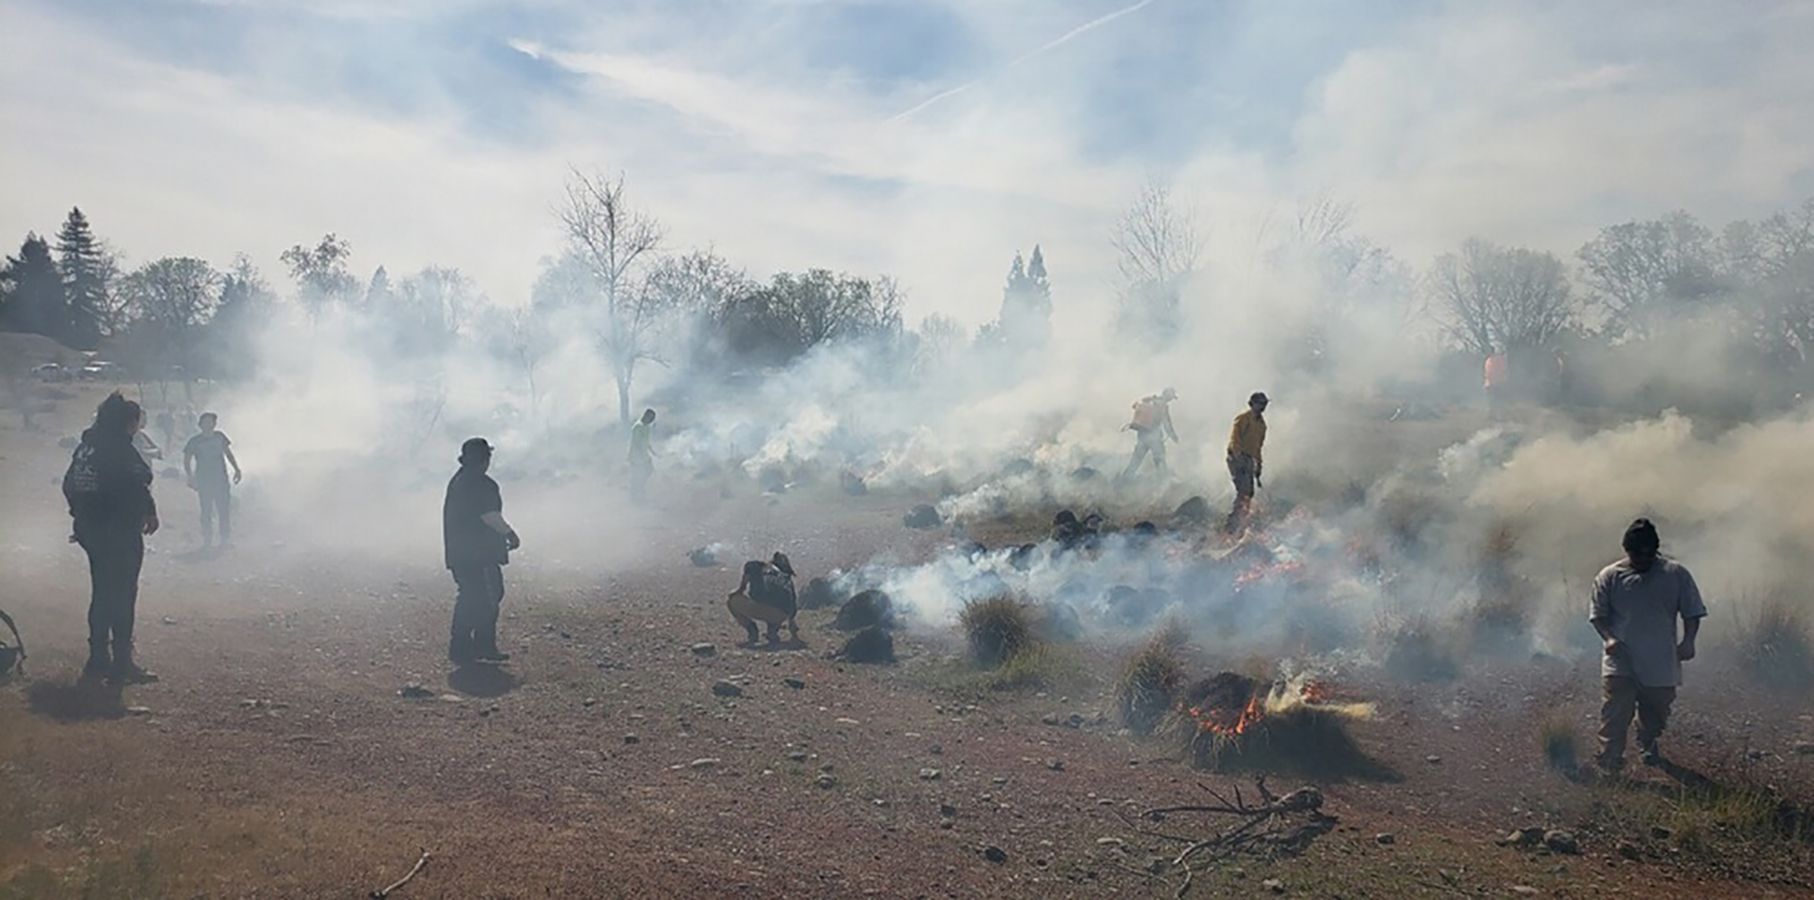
1120,780,1337,898
370,849,432,899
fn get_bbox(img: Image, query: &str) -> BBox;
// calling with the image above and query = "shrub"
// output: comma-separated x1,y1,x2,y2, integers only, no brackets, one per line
959,595,1037,668
1114,620,1188,735
1732,591,1814,693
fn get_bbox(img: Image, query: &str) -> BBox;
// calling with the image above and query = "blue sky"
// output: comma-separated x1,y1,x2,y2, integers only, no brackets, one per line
2,0,1810,323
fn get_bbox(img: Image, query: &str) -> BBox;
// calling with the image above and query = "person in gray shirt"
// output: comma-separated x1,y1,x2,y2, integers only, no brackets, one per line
1589,518,1707,771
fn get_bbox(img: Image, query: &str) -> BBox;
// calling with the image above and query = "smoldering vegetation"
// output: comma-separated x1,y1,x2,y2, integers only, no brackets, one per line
4,181,1813,687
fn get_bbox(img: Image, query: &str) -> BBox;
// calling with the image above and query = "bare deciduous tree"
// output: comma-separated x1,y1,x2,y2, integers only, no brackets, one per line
1112,178,1201,342
1577,211,1721,339
1429,239,1574,357
555,168,665,425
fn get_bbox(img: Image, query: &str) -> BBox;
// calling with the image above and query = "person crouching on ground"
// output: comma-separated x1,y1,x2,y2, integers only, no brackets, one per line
442,438,521,664
728,552,799,646
63,391,160,684
1591,518,1706,772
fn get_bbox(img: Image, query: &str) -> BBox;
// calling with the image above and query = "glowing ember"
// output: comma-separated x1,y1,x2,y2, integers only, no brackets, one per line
1188,692,1267,737
1233,558,1305,589
1298,680,1333,704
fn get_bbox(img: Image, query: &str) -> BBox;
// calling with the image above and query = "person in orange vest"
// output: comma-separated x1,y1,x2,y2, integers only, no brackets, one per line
1224,392,1268,532
1484,351,1509,415
1120,387,1179,479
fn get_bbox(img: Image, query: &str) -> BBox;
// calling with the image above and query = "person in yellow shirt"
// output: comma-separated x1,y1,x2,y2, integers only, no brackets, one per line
1225,392,1268,532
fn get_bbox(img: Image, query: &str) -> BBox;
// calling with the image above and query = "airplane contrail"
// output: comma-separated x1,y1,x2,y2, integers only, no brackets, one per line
890,0,1158,123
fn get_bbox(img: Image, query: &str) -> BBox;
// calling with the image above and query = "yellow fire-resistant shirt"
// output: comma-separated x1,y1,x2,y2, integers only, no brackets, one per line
1227,410,1266,462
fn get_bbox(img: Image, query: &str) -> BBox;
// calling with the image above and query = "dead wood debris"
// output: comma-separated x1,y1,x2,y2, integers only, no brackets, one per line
370,848,432,899
1115,778,1336,899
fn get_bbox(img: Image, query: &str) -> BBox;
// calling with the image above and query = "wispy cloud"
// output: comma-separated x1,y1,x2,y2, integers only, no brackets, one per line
891,0,1157,122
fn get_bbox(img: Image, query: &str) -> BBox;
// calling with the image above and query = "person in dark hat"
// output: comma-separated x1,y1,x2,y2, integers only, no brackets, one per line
442,438,520,664
1590,518,1706,772
1224,391,1269,532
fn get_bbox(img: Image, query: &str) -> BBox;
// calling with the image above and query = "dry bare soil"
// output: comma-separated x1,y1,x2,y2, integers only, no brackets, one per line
3,386,1812,899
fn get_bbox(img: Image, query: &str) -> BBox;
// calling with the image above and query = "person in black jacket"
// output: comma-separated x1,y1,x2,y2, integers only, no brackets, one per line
442,438,520,664
727,552,798,645
63,391,160,683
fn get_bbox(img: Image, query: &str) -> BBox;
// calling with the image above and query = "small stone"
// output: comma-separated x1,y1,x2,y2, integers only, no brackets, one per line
992,776,1008,785
1649,825,1673,840
1046,758,1064,771
982,846,1007,864
919,767,942,781
1499,827,1545,847
125,706,153,717
786,750,809,762
689,757,721,770
815,773,838,789
1375,832,1395,845
398,683,433,699
1617,840,1641,860
711,680,743,698
583,697,597,707
929,744,943,755
1425,754,1442,764
690,643,717,657
1066,713,1084,728
1510,887,1539,896
820,763,836,773
160,616,177,625
939,803,958,817
1542,829,1579,855
1096,837,1124,848
623,733,640,745
784,677,806,689
1262,878,1284,894
1041,712,1061,726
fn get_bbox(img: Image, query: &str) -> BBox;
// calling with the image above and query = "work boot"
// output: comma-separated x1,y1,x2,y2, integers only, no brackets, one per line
1639,742,1663,767
474,645,512,663
765,624,783,645
742,623,761,645
108,647,158,685
81,644,111,680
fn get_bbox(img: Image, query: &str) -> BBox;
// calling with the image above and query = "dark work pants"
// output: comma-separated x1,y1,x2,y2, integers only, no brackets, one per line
82,534,145,662
449,563,505,658
198,480,231,543
1597,675,1676,766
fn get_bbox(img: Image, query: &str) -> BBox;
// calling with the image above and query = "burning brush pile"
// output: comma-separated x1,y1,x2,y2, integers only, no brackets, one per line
1168,672,1381,777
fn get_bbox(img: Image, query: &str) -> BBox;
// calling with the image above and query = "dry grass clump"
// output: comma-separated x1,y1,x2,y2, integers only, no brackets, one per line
959,594,1038,668
1539,715,1579,776
1731,591,1814,693
1113,619,1188,735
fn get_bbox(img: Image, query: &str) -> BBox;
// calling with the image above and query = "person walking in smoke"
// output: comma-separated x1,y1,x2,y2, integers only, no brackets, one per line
62,391,160,684
1224,392,1268,533
628,408,657,502
1590,518,1706,773
183,412,242,549
443,438,520,664
1120,388,1180,480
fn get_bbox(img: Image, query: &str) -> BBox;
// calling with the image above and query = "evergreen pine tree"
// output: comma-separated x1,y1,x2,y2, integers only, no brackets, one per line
55,207,112,347
0,234,73,344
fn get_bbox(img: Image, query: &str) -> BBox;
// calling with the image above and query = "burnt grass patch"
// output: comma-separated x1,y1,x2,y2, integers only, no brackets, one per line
1168,673,1397,781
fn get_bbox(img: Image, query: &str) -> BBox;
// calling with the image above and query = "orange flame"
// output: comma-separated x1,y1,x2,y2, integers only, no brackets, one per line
1187,692,1267,737
1299,680,1332,704
1233,559,1305,590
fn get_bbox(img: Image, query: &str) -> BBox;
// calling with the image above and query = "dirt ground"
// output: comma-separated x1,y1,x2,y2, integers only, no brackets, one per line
3,387,1812,899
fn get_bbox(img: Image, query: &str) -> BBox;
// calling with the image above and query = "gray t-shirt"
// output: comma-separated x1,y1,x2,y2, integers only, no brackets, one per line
1590,558,1707,687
